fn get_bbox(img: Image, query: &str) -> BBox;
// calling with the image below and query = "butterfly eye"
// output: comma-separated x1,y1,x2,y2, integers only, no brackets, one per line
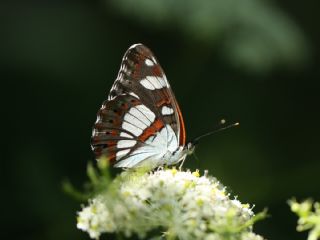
113,109,118,113
130,99,136,103
109,119,114,123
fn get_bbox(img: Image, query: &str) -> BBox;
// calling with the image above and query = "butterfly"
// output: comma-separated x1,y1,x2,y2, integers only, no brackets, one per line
91,44,195,168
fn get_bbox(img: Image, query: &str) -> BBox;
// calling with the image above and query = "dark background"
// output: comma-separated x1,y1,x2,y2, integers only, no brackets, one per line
2,0,320,239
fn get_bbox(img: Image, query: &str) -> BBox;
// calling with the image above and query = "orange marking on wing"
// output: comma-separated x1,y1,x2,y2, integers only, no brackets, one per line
152,65,162,76
154,87,172,108
93,139,117,163
106,130,118,136
138,119,164,142
133,62,142,79
176,104,186,145
156,97,171,107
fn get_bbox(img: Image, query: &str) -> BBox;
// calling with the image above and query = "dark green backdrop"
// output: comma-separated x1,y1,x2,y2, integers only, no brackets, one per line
2,0,320,239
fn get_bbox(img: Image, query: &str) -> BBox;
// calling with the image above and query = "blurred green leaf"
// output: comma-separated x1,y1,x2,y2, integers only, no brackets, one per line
63,158,112,202
109,0,309,73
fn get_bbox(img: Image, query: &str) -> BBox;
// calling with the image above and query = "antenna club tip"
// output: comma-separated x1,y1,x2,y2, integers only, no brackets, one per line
235,122,240,126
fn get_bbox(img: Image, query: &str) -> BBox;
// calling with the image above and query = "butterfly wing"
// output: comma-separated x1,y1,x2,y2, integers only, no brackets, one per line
91,44,186,168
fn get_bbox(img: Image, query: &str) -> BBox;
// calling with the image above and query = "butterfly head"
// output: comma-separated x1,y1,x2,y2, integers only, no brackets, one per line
185,142,196,155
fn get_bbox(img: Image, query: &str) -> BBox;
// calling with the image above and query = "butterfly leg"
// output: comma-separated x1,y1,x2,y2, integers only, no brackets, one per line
178,158,186,171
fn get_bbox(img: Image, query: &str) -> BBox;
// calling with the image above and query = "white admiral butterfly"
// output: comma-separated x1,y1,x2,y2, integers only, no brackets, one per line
91,44,194,168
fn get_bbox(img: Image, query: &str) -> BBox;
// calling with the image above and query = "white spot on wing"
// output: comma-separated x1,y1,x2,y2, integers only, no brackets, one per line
114,123,180,168
158,76,168,87
161,106,174,115
122,121,143,136
135,105,156,122
116,149,130,160
145,124,178,152
95,115,101,123
145,59,154,66
124,113,147,129
114,150,154,167
108,95,116,100
162,75,170,87
165,124,179,152
146,76,163,89
120,132,133,139
129,92,140,99
117,140,136,148
92,128,96,136
140,79,155,90
129,107,151,126
140,76,168,90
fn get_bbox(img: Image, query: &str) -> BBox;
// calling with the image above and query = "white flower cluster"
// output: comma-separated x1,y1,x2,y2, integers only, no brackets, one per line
77,168,264,240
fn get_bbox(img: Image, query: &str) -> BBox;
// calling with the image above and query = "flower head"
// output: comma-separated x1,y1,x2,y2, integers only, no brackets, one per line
77,168,265,239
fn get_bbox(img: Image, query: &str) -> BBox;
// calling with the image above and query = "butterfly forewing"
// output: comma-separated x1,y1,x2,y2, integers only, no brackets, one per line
91,44,186,167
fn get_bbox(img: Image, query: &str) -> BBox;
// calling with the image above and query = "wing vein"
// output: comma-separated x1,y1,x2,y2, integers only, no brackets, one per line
127,111,149,128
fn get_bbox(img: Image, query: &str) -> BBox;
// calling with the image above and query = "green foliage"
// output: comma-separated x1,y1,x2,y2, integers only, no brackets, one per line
289,199,320,240
109,0,309,73
62,157,112,201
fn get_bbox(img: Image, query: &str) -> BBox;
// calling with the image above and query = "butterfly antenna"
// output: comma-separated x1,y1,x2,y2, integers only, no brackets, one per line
192,120,239,145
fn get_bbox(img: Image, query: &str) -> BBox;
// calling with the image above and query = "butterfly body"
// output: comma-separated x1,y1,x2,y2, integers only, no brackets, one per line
91,44,193,168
